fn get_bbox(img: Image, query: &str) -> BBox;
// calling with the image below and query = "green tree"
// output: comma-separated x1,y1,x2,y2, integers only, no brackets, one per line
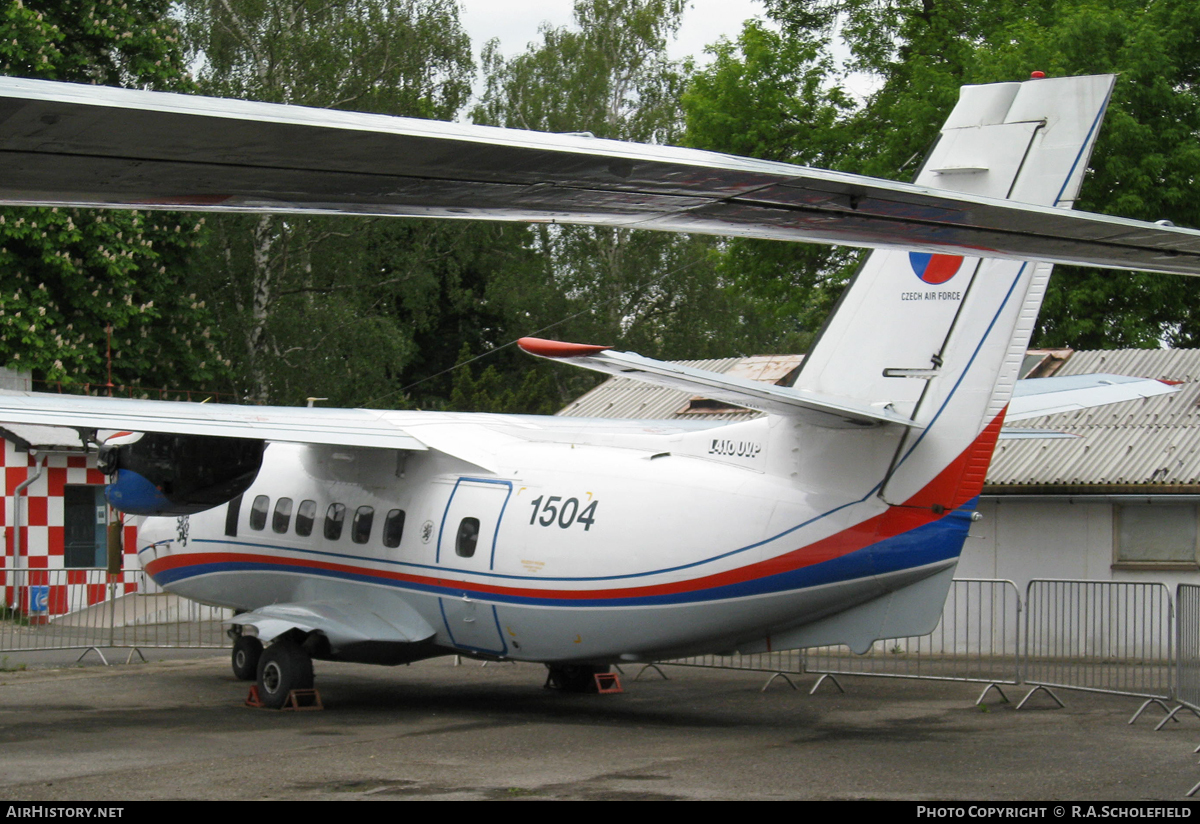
474,0,784,385
0,1,225,393
448,343,559,415
971,0,1200,347
177,0,479,405
682,19,856,347
737,0,1200,349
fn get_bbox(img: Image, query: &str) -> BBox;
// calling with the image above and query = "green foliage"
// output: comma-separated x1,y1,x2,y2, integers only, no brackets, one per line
0,209,224,388
177,0,482,405
970,0,1200,347
0,1,225,392
1,0,191,88
448,344,561,415
684,20,850,165
691,0,1200,351
471,0,795,412
474,0,687,143
179,0,472,116
681,20,857,346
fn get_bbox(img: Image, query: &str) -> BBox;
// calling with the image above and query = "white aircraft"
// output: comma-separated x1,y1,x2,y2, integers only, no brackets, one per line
0,73,1196,706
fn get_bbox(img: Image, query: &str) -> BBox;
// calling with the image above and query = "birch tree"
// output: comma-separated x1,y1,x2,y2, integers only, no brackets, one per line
473,0,780,363
178,0,475,405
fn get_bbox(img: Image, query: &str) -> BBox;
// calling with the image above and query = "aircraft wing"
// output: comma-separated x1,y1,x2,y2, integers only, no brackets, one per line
517,337,918,428
2,77,1200,275
0,390,428,451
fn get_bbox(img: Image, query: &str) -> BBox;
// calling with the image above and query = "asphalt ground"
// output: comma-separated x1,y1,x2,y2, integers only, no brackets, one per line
0,649,1199,801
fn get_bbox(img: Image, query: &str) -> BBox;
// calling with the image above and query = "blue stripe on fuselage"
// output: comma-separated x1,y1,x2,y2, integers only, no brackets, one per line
149,500,975,608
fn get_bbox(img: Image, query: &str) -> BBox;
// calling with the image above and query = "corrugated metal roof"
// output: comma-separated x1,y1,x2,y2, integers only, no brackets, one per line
0,423,88,451
556,356,802,422
987,349,1200,489
558,347,1200,491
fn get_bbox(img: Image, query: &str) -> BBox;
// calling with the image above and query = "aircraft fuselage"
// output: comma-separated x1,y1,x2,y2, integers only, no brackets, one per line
136,413,970,664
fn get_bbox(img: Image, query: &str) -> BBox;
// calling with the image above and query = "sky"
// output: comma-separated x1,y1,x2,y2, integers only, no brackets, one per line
455,1,878,106
456,0,767,65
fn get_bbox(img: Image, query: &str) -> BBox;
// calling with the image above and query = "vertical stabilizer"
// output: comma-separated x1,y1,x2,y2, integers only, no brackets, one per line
794,74,1115,506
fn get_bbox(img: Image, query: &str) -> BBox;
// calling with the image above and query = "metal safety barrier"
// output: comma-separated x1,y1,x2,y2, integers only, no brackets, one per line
0,567,230,662
1022,579,1174,710
1176,584,1200,713
1150,584,1200,733
803,578,1023,700
644,650,806,690
652,579,1022,697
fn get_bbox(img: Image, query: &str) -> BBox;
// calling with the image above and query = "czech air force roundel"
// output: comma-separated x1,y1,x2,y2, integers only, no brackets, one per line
909,252,963,285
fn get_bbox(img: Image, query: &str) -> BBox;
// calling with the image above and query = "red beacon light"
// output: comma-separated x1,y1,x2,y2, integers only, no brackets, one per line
1030,70,1046,79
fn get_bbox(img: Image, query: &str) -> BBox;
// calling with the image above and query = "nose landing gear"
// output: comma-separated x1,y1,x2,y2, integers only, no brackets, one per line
544,663,610,693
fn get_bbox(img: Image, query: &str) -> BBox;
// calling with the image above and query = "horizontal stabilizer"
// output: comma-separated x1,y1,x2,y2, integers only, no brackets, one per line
1006,373,1179,421
518,337,920,428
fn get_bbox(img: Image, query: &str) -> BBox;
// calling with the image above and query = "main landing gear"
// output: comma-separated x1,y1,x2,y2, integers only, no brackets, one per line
545,663,610,693
231,635,263,681
256,638,315,709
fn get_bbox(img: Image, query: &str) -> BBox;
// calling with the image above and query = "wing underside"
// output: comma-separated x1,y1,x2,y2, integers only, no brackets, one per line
1,76,1200,275
0,390,427,451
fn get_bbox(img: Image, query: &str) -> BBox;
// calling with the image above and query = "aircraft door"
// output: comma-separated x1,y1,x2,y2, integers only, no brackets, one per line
436,477,512,655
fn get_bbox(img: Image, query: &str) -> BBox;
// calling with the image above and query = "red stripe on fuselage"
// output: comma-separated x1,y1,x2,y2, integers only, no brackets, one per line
147,410,1008,601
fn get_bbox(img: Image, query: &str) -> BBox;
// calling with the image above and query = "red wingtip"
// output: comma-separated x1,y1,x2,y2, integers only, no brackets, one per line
517,337,612,358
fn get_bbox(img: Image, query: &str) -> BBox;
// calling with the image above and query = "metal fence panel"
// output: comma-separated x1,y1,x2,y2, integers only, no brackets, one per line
1024,579,1173,700
1176,584,1200,712
804,578,1022,685
656,650,804,676
0,568,229,653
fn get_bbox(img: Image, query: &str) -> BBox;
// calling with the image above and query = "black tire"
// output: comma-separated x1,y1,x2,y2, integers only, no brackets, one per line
256,640,314,709
231,635,263,681
547,663,609,693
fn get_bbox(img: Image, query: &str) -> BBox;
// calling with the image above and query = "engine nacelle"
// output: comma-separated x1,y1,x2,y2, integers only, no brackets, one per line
99,432,265,516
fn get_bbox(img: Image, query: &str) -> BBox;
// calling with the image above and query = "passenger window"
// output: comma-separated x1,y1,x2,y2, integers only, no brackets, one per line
272,498,293,534
324,503,346,540
383,509,405,548
249,495,269,531
456,517,480,558
295,500,316,537
352,506,374,544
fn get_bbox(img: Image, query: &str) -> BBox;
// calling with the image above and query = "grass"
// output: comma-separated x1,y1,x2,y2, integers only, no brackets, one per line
0,656,26,672
0,605,30,626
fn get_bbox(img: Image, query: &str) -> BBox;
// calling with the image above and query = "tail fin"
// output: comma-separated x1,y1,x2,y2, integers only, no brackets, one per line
793,74,1115,505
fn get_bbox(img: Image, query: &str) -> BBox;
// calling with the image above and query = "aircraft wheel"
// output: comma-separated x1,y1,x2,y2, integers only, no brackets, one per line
547,663,609,693
256,640,314,709
231,635,263,681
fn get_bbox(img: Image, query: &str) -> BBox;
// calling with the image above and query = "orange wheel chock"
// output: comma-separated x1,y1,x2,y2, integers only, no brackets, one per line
244,685,324,710
595,672,623,694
